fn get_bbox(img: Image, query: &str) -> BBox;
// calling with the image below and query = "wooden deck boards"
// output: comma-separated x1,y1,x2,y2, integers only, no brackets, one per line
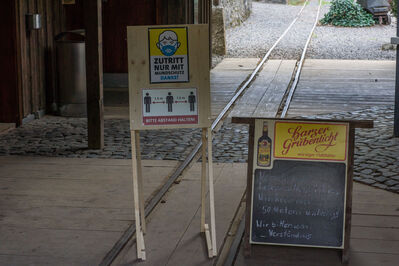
0,156,178,265
1,157,397,265
211,58,259,118
1,59,397,265
235,183,399,266
287,59,395,117
115,163,247,265
229,60,296,118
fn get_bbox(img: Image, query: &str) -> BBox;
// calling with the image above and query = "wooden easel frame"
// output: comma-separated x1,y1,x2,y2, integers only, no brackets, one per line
130,127,217,260
232,117,373,265
128,24,215,260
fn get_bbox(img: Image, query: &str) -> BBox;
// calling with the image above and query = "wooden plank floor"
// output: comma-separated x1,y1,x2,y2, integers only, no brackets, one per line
234,183,399,266
0,156,178,265
1,157,397,265
211,58,259,118
287,60,395,117
229,60,296,118
115,163,247,265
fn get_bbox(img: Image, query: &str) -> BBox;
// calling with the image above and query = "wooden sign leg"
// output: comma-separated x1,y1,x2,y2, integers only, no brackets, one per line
342,127,355,265
130,130,146,260
201,128,207,233
135,131,146,234
207,127,217,257
244,123,255,258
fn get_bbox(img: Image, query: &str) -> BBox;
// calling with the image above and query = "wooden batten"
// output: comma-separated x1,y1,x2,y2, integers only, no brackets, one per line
84,0,104,149
11,0,66,122
0,1,20,124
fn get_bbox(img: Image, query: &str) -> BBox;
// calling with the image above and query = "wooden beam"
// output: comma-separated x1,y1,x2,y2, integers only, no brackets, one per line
201,128,207,233
244,123,254,257
232,117,374,129
84,0,104,149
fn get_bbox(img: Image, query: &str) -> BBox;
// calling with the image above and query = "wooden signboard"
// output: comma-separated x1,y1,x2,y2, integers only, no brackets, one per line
232,117,373,264
127,24,216,261
128,25,211,130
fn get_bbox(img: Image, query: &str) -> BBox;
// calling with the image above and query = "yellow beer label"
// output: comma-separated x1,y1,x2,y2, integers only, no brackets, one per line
258,141,271,166
274,122,348,161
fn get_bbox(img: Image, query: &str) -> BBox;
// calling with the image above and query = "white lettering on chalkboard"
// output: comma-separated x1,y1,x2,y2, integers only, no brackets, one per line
266,229,313,240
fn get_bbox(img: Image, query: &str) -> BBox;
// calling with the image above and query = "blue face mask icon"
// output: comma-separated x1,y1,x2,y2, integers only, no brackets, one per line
161,45,177,56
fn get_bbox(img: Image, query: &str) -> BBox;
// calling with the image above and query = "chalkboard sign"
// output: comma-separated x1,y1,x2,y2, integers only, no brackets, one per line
232,117,373,263
250,160,346,248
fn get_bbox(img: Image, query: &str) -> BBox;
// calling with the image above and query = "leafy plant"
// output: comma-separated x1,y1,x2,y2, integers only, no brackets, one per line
391,0,397,17
320,0,375,27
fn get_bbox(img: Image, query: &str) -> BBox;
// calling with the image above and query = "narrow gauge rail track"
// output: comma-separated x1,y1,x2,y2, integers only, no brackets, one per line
100,1,322,265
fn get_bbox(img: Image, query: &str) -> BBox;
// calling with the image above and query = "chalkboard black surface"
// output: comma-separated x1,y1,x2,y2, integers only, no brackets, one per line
251,160,346,248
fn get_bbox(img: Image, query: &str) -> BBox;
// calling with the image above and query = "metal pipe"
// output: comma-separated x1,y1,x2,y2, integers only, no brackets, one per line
394,7,399,137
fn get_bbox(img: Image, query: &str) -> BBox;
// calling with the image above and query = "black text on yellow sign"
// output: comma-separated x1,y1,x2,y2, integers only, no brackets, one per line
148,27,189,83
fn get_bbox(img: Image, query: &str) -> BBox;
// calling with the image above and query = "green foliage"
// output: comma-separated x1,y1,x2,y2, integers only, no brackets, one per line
288,0,308,6
320,0,375,27
391,0,397,18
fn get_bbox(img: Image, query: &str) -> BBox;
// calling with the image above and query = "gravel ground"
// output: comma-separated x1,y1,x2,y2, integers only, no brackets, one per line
225,0,396,60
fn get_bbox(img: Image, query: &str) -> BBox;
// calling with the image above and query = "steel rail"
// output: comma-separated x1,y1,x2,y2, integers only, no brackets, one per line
100,1,312,265
212,0,309,130
281,0,322,118
223,1,323,265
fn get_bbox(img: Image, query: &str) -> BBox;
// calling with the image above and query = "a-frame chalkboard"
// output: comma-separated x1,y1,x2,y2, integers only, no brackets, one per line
232,117,373,264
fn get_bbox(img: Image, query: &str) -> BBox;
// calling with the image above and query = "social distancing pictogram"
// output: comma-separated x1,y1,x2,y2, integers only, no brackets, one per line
142,88,198,125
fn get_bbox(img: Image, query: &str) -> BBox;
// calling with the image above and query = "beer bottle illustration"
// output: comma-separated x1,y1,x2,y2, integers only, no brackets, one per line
257,122,272,167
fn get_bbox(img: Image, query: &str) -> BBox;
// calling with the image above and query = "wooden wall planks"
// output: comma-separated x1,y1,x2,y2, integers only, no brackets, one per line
0,1,20,123
2,0,195,124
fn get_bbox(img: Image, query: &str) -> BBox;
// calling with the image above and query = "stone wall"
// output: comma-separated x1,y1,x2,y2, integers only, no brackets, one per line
217,0,252,28
212,0,252,56
254,0,286,5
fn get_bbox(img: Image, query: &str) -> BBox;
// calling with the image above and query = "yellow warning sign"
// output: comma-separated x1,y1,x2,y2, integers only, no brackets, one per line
148,27,189,83
274,121,348,161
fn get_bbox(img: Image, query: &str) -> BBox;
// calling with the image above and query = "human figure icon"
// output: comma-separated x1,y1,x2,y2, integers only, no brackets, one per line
188,91,196,112
156,30,181,56
166,92,174,112
144,93,152,113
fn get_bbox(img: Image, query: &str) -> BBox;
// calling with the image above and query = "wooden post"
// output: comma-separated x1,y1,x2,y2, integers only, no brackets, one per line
130,130,146,260
207,127,217,257
201,128,207,233
135,131,146,234
244,122,254,257
342,126,355,264
84,0,104,149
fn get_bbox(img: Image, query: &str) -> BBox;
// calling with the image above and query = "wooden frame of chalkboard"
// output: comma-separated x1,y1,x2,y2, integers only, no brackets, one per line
232,117,373,265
